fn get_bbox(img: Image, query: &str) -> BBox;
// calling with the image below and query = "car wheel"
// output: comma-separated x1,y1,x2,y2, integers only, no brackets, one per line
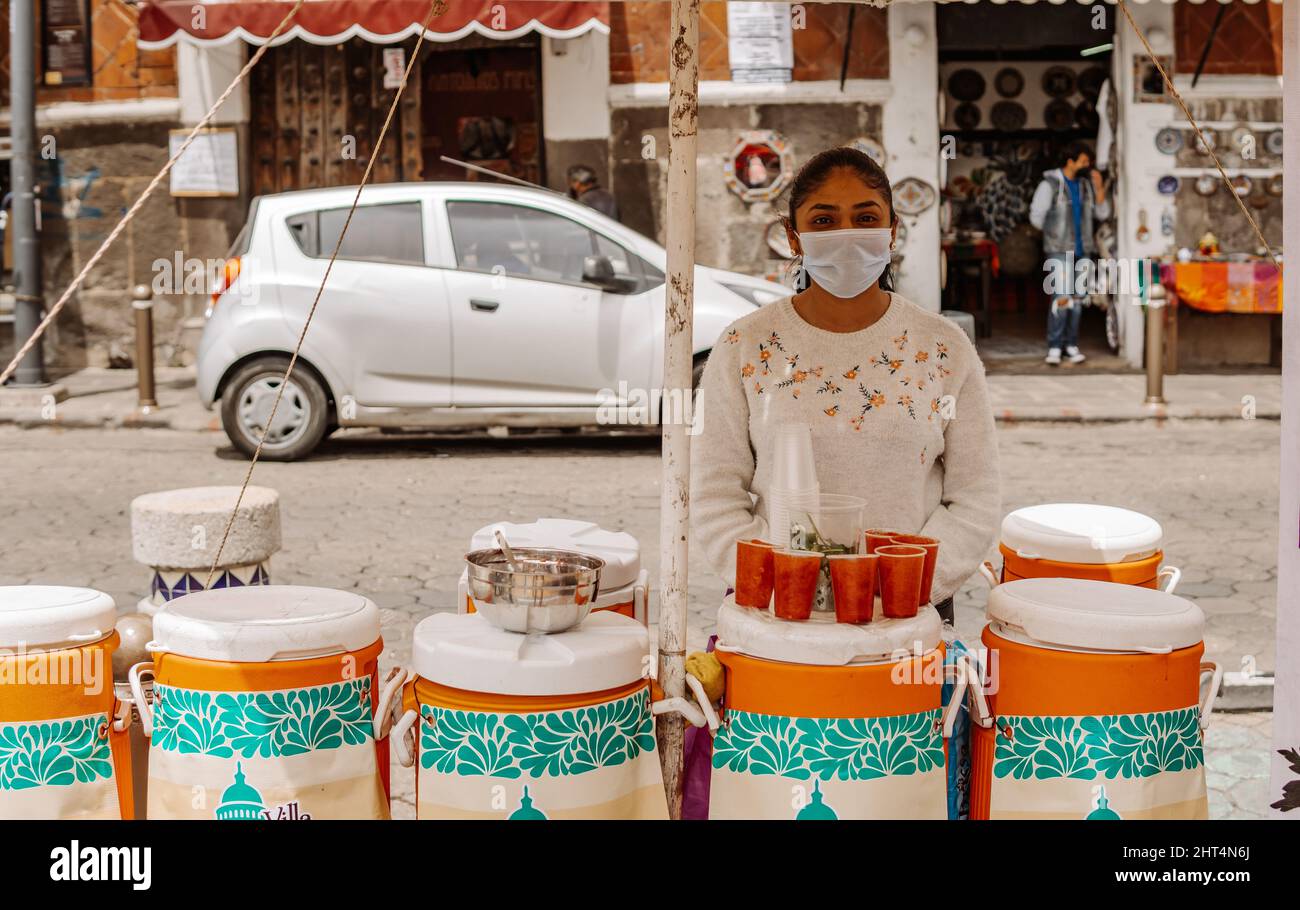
220,357,330,461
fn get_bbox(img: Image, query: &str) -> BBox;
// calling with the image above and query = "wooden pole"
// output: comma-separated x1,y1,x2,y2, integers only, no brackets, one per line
657,0,700,820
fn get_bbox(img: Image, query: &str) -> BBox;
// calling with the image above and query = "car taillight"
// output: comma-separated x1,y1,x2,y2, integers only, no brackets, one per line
211,256,242,310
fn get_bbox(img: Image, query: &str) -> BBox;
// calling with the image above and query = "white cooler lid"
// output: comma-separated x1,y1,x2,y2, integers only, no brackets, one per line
715,596,942,666
469,518,640,591
0,586,117,649
412,610,647,696
151,586,380,662
1001,503,1163,564
987,577,1204,653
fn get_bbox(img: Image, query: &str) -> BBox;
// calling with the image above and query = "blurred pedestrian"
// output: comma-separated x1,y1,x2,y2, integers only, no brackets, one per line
567,164,619,221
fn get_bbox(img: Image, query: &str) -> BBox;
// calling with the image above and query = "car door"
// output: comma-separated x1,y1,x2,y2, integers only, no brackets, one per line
276,198,452,408
439,199,656,409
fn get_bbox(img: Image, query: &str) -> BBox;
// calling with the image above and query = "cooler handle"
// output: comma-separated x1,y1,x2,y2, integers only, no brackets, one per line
372,667,409,741
940,657,971,739
978,561,1000,589
650,672,715,731
111,688,135,734
1157,565,1182,595
1198,661,1222,729
960,654,994,729
634,578,649,627
127,661,156,737
392,708,419,769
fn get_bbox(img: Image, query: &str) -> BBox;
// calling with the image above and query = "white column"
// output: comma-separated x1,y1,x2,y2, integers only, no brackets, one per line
541,31,612,142
177,41,250,126
1112,2,1175,367
882,3,941,310
1270,0,1299,820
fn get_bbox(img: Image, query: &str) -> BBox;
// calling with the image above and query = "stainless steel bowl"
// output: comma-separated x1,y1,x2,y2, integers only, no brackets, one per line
465,547,604,634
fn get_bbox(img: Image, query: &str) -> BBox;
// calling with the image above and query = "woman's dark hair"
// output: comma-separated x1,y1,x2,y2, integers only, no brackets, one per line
786,146,897,293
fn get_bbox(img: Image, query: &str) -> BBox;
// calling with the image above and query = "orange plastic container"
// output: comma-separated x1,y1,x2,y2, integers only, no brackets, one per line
966,579,1216,820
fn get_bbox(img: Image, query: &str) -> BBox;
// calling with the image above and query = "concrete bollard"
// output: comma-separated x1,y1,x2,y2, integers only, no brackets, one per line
130,485,282,615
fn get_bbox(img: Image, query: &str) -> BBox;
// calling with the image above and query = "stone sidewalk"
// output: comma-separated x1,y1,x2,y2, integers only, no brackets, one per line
0,366,1283,429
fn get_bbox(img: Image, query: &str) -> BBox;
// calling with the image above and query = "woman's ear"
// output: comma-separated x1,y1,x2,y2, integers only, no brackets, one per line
890,218,899,250
784,217,801,257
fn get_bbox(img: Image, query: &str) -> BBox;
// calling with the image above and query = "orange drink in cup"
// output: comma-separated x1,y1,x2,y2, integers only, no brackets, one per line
891,534,939,607
734,539,775,609
864,528,901,554
772,549,821,621
876,545,926,619
828,553,877,624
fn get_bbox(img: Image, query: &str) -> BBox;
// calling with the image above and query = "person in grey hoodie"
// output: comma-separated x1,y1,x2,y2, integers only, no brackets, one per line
1028,141,1111,365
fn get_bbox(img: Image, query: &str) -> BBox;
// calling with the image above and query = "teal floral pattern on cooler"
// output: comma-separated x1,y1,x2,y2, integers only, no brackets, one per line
419,689,655,778
711,708,945,781
993,708,1204,781
0,715,113,790
152,678,373,758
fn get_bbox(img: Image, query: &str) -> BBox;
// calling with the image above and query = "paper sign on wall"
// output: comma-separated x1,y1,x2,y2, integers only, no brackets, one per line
383,48,407,89
168,128,239,198
727,2,793,85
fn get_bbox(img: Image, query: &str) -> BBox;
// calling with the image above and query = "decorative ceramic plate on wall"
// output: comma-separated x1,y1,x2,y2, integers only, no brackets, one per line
948,68,987,102
954,102,982,131
1230,175,1253,197
994,67,1024,98
1268,173,1283,197
1157,175,1180,195
893,177,938,216
1074,100,1099,132
1265,130,1284,156
1192,129,1217,155
850,136,887,166
1041,66,1076,98
1077,66,1107,102
1044,99,1074,131
1194,174,1218,197
1155,127,1183,155
991,101,1027,132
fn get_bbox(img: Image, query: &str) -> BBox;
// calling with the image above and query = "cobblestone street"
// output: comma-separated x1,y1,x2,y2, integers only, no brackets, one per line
0,418,1279,818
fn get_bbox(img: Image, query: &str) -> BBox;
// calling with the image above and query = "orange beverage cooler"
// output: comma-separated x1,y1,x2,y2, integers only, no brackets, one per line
968,578,1219,820
0,587,134,819
981,504,1181,593
708,597,953,819
394,610,668,819
129,586,395,820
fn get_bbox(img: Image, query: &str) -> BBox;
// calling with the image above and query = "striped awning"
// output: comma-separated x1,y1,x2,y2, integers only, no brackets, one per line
137,0,610,49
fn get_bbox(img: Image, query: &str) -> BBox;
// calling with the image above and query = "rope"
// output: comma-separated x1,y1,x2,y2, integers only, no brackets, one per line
204,0,448,585
0,0,309,387
1116,0,1281,270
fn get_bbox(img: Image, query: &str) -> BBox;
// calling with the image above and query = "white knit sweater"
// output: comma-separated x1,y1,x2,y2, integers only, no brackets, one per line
691,293,1001,603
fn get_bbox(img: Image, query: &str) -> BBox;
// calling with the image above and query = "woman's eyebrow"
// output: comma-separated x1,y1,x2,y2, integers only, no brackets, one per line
808,202,840,211
853,200,883,209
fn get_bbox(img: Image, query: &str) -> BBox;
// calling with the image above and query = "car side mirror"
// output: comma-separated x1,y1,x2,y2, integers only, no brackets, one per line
582,255,624,292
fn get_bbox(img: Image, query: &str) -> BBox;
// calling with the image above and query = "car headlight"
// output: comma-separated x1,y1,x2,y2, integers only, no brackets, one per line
722,283,785,307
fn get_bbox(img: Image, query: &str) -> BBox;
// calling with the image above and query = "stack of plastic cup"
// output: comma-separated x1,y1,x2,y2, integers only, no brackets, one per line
767,423,820,549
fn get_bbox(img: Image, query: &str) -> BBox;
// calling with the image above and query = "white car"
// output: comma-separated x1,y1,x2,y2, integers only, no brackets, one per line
197,182,788,460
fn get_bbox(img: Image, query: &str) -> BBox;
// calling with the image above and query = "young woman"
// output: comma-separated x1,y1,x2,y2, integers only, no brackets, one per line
691,147,1000,623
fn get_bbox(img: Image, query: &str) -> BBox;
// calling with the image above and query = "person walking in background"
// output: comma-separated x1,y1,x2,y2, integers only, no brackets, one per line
567,164,620,221
1028,141,1110,365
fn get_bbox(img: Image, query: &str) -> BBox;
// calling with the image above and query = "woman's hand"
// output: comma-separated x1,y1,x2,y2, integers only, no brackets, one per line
1090,168,1106,202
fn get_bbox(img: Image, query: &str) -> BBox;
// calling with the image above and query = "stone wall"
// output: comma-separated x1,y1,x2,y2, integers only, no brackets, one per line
610,100,884,278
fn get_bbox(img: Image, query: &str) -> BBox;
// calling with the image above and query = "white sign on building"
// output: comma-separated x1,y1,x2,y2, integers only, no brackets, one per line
727,2,794,85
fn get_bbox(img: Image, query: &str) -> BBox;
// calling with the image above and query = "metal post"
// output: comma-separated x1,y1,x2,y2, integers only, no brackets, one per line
657,0,699,821
1144,290,1166,405
132,285,158,410
8,0,46,386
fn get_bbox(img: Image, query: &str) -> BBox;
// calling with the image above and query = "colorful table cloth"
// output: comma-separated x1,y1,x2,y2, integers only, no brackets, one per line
1159,260,1282,314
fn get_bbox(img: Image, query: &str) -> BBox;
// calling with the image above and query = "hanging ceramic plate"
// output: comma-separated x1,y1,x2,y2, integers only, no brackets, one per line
1041,66,1076,99
954,102,982,131
1074,100,1099,132
850,136,887,166
1157,175,1180,196
990,101,1027,132
1155,127,1183,155
1230,175,1253,197
1266,130,1284,156
1268,173,1283,197
1077,66,1107,102
948,68,987,102
1229,124,1254,156
994,67,1024,99
893,178,937,216
1044,99,1074,131
1193,130,1217,155
1194,174,1218,197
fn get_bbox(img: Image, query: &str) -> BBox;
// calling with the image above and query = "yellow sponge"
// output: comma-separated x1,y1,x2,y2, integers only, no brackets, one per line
685,651,725,703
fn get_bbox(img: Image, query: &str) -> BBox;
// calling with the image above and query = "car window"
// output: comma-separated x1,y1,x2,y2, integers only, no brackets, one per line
285,202,425,266
447,201,594,284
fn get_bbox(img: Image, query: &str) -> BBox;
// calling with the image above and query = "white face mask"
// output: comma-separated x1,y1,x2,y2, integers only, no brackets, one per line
798,228,893,299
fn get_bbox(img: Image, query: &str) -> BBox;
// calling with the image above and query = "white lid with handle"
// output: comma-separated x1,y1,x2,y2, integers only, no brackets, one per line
412,610,648,696
987,577,1204,654
468,518,640,591
1000,503,1163,565
151,586,380,662
0,586,117,649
